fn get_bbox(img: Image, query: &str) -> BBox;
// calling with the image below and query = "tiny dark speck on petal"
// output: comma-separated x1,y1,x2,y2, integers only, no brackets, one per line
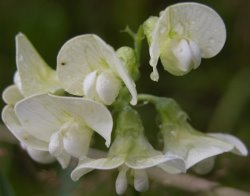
61,62,66,66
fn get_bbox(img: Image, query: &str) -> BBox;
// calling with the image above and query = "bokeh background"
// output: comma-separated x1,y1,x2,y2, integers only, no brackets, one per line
0,0,250,195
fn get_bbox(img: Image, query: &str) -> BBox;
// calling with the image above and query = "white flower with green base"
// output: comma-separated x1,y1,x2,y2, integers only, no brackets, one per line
12,94,113,164
1,33,65,166
1,2,248,195
57,34,137,105
71,107,185,195
138,95,248,170
143,2,226,80
2,86,58,165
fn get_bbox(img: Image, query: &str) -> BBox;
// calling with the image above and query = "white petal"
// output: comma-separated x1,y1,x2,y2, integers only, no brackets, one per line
208,133,248,156
115,165,129,195
49,131,63,156
158,154,186,174
127,153,181,170
149,2,226,79
15,94,113,146
15,95,65,141
62,122,93,158
96,71,121,105
172,39,193,72
71,157,124,181
14,72,23,95
192,157,215,175
159,38,202,76
184,138,233,169
134,169,149,192
83,71,97,99
56,150,71,169
148,24,161,81
126,135,182,169
2,85,23,105
188,40,201,69
16,33,60,96
27,147,55,164
61,96,113,147
157,3,226,58
162,128,234,169
1,105,48,150
57,34,137,105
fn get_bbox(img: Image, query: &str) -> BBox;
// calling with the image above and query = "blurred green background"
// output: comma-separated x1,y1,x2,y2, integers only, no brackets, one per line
0,0,250,195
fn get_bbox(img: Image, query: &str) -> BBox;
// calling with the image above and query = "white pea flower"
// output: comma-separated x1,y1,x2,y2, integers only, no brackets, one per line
2,33,63,165
155,97,248,169
3,93,113,168
161,125,247,170
15,33,60,96
71,107,185,195
2,91,63,166
57,34,137,105
143,2,226,80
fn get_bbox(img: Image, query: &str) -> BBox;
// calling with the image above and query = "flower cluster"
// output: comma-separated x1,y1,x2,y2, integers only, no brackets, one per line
1,2,248,195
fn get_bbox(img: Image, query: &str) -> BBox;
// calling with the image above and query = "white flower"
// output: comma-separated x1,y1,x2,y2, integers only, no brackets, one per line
2,33,63,165
143,3,226,80
155,97,248,169
71,107,185,194
2,90,67,167
57,34,137,105
161,125,247,169
15,33,60,96
3,93,113,168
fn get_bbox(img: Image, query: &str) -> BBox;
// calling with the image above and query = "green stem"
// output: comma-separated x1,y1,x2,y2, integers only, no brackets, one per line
134,26,144,65
137,93,158,104
122,25,144,67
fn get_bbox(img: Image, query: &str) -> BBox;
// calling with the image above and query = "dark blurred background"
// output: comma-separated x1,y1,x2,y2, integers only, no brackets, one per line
0,0,250,195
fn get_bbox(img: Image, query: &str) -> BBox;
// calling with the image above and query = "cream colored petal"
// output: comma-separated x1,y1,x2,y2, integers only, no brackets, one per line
71,157,124,181
63,123,93,158
158,153,186,174
60,96,113,147
16,33,60,96
126,135,184,170
127,153,180,170
162,128,234,169
57,34,137,105
49,131,63,156
14,71,23,94
15,94,64,141
134,169,149,192
15,94,113,147
115,165,129,195
188,39,201,69
27,147,56,164
83,71,97,100
96,71,121,105
208,133,248,156
157,3,226,58
149,3,226,79
56,150,71,169
192,157,215,175
160,39,199,75
2,85,23,105
2,105,48,151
